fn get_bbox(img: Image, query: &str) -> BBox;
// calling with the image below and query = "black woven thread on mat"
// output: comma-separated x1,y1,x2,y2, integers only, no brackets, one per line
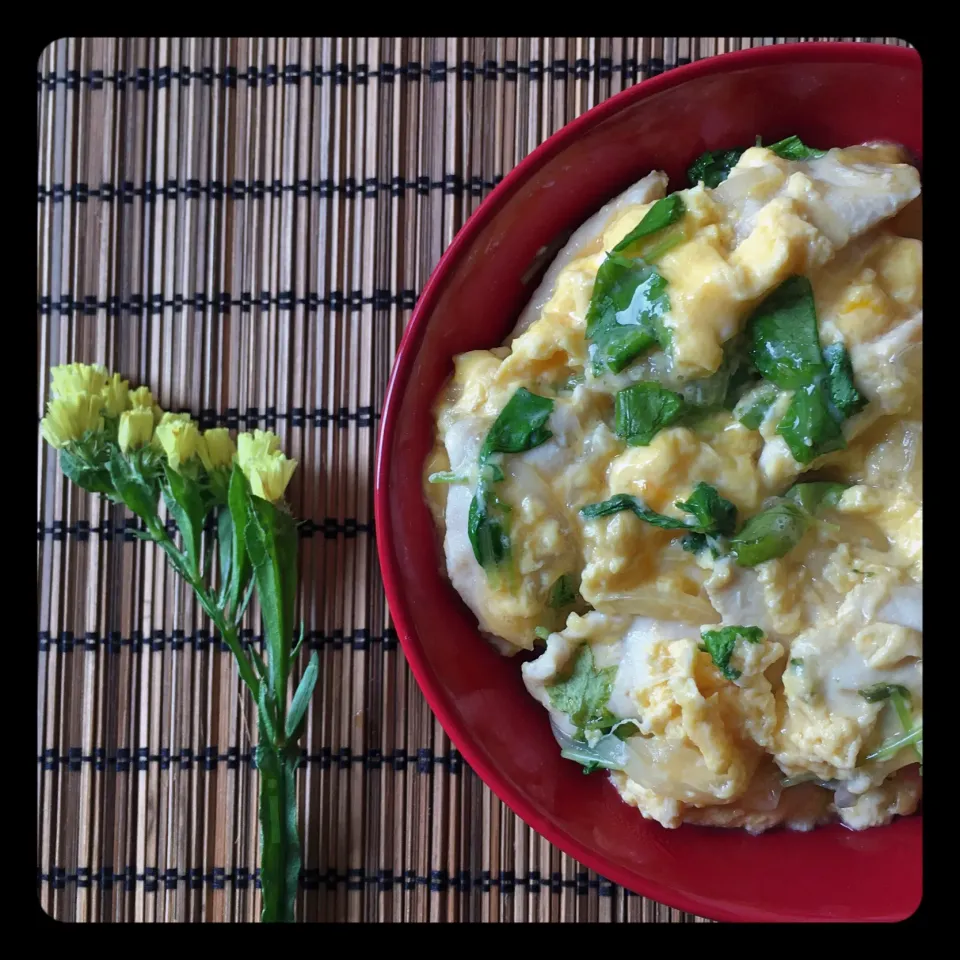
37,746,464,774
38,406,381,432
38,289,418,315
37,627,398,654
38,625,398,668
37,57,675,91
37,514,375,544
37,174,505,202
37,866,624,896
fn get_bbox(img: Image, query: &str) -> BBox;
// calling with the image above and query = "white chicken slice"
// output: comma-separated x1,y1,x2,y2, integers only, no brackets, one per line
510,170,669,339
716,144,921,253
440,398,596,651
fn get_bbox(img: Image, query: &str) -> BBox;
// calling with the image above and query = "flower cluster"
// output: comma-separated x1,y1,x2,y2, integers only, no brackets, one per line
40,362,297,504
39,361,316,924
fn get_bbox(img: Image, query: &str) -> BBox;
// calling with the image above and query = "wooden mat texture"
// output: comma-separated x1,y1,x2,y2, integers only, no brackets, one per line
36,35,910,924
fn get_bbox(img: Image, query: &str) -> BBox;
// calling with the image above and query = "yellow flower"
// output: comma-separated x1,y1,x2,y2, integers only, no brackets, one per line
242,452,298,503
198,428,236,471
50,362,109,400
237,429,282,467
100,372,130,417
40,394,105,449
154,412,202,471
237,429,296,502
129,386,164,424
118,408,155,453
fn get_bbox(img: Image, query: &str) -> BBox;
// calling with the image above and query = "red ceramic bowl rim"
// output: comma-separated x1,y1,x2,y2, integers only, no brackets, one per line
375,41,921,922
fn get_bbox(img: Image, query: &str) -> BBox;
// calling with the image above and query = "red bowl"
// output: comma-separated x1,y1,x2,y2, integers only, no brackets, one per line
375,42,922,923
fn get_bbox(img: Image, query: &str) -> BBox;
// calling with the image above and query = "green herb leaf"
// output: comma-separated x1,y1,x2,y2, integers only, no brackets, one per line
674,482,737,537
585,256,670,374
580,493,690,530
766,135,827,161
162,464,208,579
699,625,764,680
822,341,867,418
612,719,641,740
285,651,319,742
546,645,618,739
612,194,686,254
468,473,512,570
677,338,751,410
534,626,551,642
729,500,809,567
547,573,578,609
479,388,555,462
865,723,923,764
859,682,912,704
733,381,779,430
776,380,846,464
59,448,114,496
785,481,848,515
559,746,620,775
687,147,747,188
747,276,827,390
615,382,686,446
427,470,469,484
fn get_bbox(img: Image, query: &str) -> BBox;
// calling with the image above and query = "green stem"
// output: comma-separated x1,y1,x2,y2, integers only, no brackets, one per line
148,520,261,696
257,738,302,922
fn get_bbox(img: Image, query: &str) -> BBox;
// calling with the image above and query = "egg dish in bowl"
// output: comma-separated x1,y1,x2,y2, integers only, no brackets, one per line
423,137,922,835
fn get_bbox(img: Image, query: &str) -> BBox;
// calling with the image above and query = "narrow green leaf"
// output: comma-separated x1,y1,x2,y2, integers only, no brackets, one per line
226,463,251,620
107,450,160,525
859,682,912,704
612,194,685,254
580,493,690,530
427,470,469,484
244,485,298,707
59,448,114,496
217,507,234,607
766,135,827,161
468,473,512,571
290,621,306,663
162,463,207,578
285,651,319,742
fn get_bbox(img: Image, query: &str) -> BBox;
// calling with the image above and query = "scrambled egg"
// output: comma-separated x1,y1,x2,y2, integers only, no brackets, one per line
426,142,923,833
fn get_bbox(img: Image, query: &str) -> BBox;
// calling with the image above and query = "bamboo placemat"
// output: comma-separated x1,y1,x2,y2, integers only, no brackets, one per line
36,36,910,923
